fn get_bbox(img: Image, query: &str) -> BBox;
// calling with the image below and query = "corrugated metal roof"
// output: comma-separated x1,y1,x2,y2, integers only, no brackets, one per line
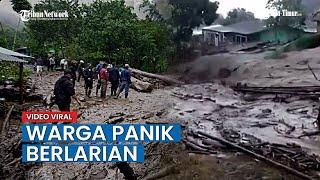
0,52,27,63
0,46,31,58
203,20,267,35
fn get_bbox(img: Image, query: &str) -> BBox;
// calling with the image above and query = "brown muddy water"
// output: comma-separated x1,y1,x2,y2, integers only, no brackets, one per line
170,83,320,156
1,71,320,179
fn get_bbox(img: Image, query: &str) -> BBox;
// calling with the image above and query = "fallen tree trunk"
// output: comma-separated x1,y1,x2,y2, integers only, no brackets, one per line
131,68,183,85
197,131,317,180
131,77,154,92
298,130,320,138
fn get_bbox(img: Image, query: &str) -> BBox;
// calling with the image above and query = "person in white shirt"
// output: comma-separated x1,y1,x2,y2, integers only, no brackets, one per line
60,59,65,70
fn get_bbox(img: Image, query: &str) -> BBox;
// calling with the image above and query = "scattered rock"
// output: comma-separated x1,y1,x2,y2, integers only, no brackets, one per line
185,109,196,113
262,109,272,114
142,113,154,119
109,112,125,119
79,97,86,102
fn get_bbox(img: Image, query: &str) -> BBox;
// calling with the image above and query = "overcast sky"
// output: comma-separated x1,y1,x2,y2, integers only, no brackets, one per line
1,0,319,28
215,0,276,19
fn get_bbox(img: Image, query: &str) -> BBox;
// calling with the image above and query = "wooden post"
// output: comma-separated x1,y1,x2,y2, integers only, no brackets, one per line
19,62,23,104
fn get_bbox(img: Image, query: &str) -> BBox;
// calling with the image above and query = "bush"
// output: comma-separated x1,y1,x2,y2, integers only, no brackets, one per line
0,62,32,85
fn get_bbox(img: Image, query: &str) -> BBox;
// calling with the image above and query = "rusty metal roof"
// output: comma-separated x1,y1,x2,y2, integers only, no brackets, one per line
0,52,27,63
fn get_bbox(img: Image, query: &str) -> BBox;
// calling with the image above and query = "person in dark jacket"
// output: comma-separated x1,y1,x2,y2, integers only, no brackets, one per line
69,61,78,87
54,70,76,111
77,60,85,82
84,63,94,97
116,64,131,99
108,64,120,96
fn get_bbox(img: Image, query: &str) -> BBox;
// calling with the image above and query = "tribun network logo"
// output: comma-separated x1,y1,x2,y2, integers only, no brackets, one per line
20,10,69,22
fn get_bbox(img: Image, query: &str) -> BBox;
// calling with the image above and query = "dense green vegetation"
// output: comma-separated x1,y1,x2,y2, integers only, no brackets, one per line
0,26,25,49
24,0,205,72
0,62,32,85
1,0,220,73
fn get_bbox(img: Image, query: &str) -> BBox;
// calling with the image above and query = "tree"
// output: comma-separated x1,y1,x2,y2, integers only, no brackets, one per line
223,8,255,25
266,0,306,27
169,0,219,44
25,0,82,57
10,0,31,12
79,0,171,72
24,0,172,72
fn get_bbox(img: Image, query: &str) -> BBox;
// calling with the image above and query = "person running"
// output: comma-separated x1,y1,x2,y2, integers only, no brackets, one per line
116,64,131,99
108,63,120,96
84,63,94,97
99,64,108,98
53,69,76,111
36,56,44,78
77,60,85,82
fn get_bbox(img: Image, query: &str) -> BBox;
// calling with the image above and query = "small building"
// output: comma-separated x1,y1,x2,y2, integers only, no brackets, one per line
202,20,266,46
202,20,310,46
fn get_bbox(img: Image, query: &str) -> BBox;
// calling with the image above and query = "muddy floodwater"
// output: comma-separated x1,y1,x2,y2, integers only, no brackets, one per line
171,83,320,156
2,65,320,179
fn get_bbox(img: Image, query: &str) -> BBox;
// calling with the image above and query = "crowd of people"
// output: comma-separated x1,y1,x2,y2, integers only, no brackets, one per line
34,55,132,112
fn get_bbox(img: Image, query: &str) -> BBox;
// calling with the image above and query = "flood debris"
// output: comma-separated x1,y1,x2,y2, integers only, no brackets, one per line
131,68,183,85
233,85,320,97
195,130,319,180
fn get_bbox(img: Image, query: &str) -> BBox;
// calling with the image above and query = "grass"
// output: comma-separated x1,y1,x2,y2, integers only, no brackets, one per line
0,62,32,85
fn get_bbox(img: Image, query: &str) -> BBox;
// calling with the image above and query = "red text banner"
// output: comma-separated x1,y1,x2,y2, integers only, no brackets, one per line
22,112,77,123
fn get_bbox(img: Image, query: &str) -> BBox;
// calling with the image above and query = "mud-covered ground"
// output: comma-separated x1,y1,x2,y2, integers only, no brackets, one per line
2,47,320,179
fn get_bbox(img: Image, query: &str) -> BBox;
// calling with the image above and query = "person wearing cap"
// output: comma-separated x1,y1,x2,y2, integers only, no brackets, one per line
53,69,76,111
77,60,85,82
116,64,131,99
